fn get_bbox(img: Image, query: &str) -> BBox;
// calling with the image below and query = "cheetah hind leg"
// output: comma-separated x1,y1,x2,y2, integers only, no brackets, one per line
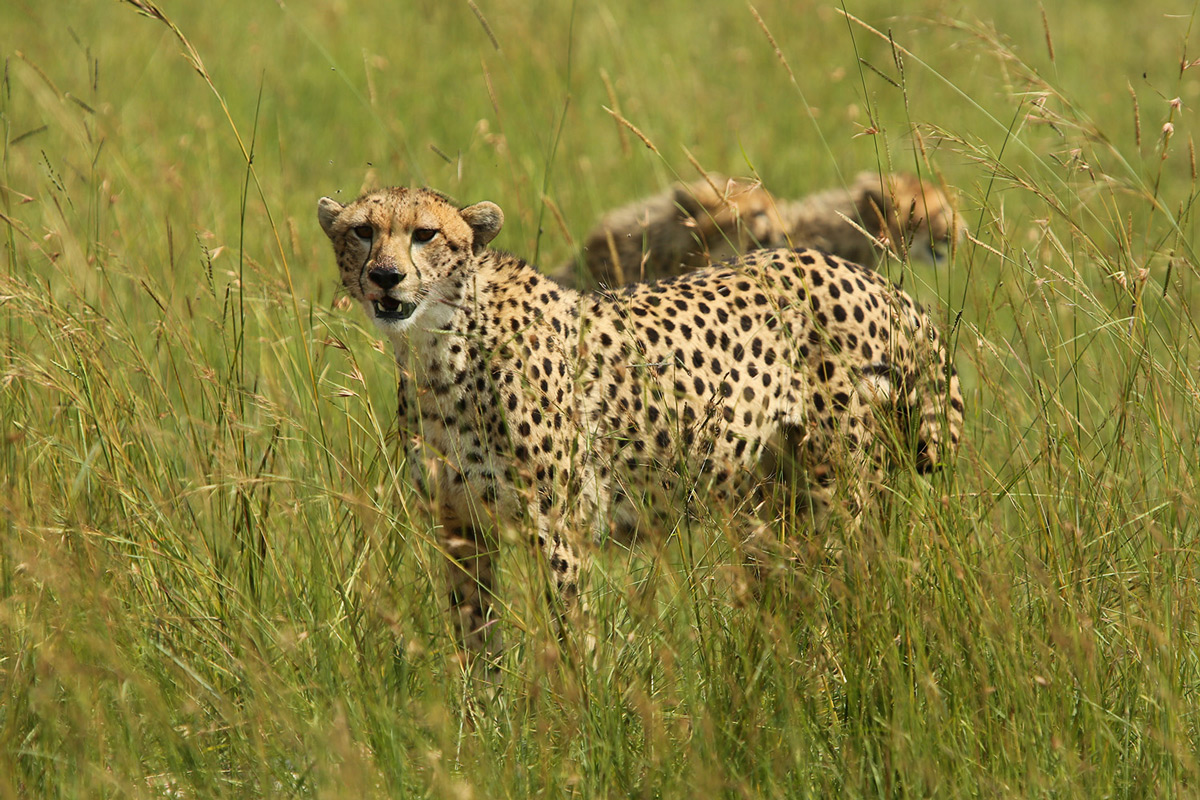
744,422,878,579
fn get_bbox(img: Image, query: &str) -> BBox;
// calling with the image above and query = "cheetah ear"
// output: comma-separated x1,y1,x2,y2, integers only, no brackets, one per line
317,197,345,239
853,176,891,236
673,178,723,218
460,201,504,251
672,183,705,217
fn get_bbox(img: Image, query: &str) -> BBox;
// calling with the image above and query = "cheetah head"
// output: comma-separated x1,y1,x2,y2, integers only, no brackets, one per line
854,172,967,265
317,187,503,334
675,177,790,259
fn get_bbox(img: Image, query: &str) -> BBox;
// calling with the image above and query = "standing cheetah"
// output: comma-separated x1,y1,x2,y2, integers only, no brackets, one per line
559,171,965,289
318,186,963,657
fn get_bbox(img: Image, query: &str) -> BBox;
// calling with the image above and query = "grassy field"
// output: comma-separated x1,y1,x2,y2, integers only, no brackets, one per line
3,0,1200,796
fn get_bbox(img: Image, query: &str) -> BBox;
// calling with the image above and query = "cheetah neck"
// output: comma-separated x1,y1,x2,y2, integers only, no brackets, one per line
389,253,579,389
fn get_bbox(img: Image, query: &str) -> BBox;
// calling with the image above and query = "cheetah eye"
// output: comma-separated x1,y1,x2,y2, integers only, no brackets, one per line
412,228,438,244
352,224,373,240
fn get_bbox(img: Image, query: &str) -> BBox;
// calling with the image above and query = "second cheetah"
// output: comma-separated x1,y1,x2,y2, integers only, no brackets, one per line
559,171,965,289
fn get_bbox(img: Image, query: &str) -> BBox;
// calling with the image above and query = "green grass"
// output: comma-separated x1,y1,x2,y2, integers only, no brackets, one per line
3,0,1200,796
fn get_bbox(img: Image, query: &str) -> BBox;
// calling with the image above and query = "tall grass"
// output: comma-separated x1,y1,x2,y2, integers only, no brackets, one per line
1,0,1198,796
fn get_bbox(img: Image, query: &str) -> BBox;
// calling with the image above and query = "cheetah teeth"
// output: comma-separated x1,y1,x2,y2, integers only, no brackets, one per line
373,298,418,320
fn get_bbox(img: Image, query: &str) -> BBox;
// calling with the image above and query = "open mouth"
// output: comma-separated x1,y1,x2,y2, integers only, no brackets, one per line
373,297,419,321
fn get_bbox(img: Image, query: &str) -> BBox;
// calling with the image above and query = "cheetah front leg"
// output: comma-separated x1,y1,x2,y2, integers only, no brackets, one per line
535,518,582,608
439,499,503,665
528,483,594,652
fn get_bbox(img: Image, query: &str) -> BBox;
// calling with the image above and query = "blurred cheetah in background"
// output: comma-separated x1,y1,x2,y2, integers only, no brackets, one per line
557,171,965,289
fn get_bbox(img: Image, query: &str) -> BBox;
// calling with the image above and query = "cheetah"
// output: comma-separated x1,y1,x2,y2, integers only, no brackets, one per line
558,171,965,289
552,175,790,288
781,171,966,269
318,186,963,658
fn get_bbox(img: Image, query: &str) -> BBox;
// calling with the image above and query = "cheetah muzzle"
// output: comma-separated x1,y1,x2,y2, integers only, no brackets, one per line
374,296,419,321
318,185,964,663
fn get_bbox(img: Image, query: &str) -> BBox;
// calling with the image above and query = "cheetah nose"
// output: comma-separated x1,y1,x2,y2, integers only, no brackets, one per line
368,267,403,290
